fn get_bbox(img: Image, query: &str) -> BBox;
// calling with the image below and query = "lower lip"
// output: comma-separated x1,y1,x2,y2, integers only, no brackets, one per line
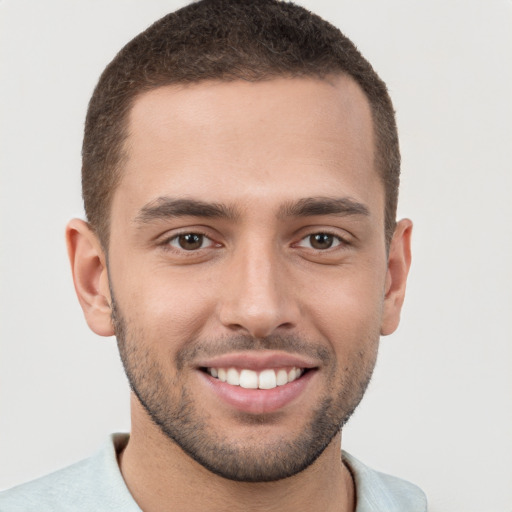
198,370,316,415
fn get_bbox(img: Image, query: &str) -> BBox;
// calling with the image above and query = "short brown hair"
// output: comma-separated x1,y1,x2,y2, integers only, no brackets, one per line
82,0,400,247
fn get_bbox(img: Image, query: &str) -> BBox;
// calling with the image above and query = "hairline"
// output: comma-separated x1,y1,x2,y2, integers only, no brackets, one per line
94,71,394,252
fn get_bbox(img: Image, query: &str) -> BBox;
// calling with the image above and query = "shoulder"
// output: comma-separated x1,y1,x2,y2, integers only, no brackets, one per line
343,451,427,512
0,434,139,512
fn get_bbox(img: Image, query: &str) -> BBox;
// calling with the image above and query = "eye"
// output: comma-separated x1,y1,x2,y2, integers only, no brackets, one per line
297,233,344,250
167,233,212,251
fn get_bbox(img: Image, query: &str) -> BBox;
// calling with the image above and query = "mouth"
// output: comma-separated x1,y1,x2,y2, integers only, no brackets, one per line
195,351,319,414
196,354,318,414
201,366,307,390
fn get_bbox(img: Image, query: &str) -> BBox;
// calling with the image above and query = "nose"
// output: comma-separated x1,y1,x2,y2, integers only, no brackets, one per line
217,240,300,338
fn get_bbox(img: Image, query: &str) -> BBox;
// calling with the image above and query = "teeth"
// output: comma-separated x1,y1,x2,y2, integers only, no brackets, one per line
276,369,288,386
207,366,304,389
239,369,259,389
226,368,240,386
258,369,277,389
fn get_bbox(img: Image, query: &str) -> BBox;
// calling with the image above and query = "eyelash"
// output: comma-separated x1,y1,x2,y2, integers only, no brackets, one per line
159,230,350,254
295,232,350,251
161,232,217,252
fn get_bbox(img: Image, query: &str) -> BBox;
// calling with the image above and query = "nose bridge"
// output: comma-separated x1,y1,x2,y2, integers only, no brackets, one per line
219,234,298,337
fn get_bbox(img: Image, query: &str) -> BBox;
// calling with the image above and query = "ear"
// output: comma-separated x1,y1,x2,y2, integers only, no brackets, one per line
380,218,413,336
66,219,114,337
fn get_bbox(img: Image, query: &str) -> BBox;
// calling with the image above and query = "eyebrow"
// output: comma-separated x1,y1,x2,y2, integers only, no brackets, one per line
135,197,239,224
134,195,369,225
278,197,370,218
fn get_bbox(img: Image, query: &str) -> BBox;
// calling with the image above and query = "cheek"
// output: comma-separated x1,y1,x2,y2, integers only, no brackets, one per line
306,263,386,352
115,267,217,351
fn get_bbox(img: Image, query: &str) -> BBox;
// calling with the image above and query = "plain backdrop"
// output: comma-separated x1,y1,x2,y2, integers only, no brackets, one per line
1,1,511,511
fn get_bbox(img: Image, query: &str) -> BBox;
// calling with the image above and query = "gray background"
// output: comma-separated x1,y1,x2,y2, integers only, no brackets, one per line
1,1,511,510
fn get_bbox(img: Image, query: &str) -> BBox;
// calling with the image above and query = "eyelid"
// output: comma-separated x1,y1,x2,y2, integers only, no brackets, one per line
295,232,347,249
159,230,221,251
169,233,212,250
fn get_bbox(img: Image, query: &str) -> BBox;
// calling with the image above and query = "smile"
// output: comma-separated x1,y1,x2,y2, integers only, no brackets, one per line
205,367,305,389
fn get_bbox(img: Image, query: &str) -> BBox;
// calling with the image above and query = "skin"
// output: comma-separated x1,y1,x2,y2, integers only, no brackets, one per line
67,75,412,512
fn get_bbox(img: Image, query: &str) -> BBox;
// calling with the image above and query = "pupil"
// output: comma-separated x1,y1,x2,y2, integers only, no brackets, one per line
179,234,202,250
311,233,333,249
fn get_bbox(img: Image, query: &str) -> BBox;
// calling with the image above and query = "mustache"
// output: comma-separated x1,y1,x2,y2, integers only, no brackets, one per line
176,333,332,370
110,292,332,369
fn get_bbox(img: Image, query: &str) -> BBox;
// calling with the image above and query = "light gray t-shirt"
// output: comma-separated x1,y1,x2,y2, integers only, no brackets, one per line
0,434,427,511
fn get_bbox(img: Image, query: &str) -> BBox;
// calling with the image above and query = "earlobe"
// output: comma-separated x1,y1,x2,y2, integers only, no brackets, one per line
380,219,413,336
66,219,114,337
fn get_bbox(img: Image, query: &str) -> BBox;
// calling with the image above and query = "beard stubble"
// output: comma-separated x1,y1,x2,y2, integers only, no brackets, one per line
111,294,378,482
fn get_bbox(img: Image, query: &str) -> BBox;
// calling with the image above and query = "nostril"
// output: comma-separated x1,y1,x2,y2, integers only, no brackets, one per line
226,323,246,332
217,287,300,339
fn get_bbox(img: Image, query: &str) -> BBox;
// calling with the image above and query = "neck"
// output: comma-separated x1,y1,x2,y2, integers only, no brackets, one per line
119,397,355,512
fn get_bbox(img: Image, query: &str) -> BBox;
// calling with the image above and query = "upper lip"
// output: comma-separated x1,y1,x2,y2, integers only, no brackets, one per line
195,351,319,371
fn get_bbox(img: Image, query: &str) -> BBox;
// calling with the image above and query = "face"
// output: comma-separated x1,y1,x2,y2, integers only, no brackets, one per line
92,76,405,481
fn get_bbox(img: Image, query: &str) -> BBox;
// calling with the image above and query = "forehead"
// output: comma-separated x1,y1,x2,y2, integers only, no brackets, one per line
116,76,381,221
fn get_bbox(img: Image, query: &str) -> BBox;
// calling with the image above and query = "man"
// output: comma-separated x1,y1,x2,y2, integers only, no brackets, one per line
0,0,426,510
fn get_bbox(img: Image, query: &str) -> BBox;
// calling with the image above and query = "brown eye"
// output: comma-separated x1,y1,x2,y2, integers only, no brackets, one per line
296,232,345,251
309,233,335,249
176,233,204,250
